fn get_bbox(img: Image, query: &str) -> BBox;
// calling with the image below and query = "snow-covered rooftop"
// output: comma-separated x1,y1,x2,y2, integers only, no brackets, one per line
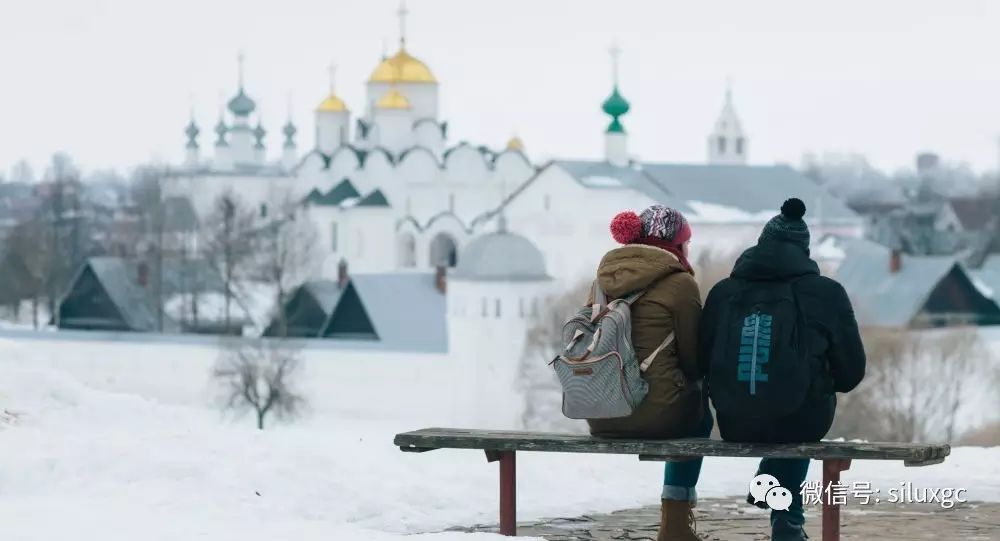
549,160,860,225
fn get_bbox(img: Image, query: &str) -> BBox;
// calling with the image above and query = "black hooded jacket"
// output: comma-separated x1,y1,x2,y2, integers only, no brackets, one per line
699,240,866,405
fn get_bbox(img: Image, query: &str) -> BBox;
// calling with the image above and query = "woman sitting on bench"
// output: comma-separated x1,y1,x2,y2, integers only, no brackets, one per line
590,205,711,541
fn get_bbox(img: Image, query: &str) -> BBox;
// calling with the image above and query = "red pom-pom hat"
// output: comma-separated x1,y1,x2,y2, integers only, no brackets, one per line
610,211,643,244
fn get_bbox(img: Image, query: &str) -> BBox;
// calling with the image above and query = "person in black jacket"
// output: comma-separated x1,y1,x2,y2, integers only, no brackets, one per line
698,198,866,541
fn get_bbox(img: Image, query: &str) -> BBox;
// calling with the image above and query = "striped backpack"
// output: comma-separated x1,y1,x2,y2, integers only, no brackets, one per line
549,283,674,420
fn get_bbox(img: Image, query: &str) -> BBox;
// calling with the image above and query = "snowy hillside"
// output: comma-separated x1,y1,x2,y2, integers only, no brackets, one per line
0,336,998,540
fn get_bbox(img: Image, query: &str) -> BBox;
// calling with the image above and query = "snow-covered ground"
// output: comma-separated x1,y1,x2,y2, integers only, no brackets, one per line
0,335,998,541
0,300,53,331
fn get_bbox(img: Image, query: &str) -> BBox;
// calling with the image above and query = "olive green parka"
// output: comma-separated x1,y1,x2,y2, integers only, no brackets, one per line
586,244,705,438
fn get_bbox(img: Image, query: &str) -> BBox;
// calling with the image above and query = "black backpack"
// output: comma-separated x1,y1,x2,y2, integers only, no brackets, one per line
708,279,811,419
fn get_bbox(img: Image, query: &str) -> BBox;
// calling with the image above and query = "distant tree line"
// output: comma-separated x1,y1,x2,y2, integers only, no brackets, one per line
801,151,996,205
0,154,318,334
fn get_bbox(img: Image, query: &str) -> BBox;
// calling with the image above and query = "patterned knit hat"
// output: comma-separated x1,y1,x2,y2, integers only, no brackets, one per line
759,198,810,251
610,205,691,246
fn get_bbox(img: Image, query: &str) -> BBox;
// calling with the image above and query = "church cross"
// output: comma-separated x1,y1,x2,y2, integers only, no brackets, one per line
609,41,622,85
398,0,409,47
237,50,246,89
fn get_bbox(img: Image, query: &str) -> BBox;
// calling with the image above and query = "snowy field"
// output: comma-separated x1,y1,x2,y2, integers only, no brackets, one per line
0,334,998,541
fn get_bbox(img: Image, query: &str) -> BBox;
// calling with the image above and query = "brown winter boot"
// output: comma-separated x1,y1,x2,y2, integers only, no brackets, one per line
657,499,700,541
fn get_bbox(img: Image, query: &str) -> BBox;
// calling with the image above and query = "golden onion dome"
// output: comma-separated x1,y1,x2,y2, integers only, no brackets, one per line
369,49,437,84
315,93,347,113
376,88,411,110
506,136,524,152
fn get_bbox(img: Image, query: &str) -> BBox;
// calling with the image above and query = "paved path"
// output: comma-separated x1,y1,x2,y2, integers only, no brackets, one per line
453,497,1000,540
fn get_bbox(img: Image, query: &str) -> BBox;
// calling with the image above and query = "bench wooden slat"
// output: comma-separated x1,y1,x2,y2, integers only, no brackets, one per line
394,428,950,465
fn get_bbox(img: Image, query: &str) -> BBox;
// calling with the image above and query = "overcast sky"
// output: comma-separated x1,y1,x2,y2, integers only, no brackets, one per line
2,0,1000,177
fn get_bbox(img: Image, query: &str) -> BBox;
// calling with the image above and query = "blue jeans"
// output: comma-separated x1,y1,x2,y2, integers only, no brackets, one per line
756,457,810,527
661,400,713,503
661,405,810,526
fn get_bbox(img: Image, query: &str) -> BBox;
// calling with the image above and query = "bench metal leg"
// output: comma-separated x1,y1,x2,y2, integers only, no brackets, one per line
822,458,851,541
485,450,517,536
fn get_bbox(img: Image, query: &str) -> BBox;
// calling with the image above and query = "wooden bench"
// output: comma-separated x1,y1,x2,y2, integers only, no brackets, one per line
394,428,950,541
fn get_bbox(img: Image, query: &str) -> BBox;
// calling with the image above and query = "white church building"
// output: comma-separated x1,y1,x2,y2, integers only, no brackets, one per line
166,5,860,283
161,4,862,429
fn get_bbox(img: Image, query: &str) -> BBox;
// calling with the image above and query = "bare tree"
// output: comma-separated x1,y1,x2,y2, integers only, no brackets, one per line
518,281,591,432
960,420,1000,446
254,194,319,337
800,152,894,200
201,191,257,329
693,249,739,302
830,327,993,442
37,152,84,323
129,165,169,331
174,240,202,330
8,159,35,184
213,339,306,430
1,217,50,328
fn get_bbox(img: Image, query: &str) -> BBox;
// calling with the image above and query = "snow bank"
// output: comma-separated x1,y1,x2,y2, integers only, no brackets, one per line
813,235,846,261
685,200,776,224
0,348,515,540
0,336,998,541
580,175,623,187
972,276,995,300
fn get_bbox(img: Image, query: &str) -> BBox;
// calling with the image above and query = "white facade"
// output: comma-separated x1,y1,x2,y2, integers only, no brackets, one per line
446,228,553,429
165,24,861,304
315,109,350,154
165,40,537,282
306,203,397,275
447,279,549,428
604,132,629,166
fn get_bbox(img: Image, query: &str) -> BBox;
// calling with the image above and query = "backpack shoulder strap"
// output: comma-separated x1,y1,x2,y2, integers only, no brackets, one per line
591,281,607,322
639,331,674,372
592,280,607,307
621,288,647,305
591,283,646,321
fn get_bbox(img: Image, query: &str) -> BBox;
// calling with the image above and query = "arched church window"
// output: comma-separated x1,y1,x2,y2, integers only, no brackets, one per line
495,299,501,318
736,137,745,155
398,233,417,268
259,203,268,218
531,298,539,317
717,136,727,154
429,233,458,268
481,298,488,318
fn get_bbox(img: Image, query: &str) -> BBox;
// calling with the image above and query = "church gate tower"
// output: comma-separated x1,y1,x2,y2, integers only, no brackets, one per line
446,222,552,428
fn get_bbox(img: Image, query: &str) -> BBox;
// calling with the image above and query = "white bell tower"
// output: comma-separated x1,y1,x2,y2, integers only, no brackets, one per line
707,81,748,165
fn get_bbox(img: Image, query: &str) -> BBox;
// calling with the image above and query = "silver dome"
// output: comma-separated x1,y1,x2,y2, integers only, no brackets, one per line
452,232,550,282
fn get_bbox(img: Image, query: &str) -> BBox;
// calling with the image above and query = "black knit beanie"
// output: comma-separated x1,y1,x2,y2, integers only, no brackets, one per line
759,198,810,252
